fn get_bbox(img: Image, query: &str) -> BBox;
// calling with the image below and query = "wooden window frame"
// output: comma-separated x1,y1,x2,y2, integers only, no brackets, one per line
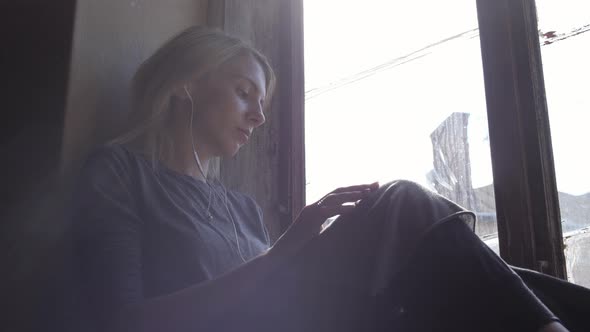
476,0,566,278
208,0,306,239
214,0,568,278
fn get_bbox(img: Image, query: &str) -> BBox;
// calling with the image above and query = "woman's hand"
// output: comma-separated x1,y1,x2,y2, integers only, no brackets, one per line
270,182,379,259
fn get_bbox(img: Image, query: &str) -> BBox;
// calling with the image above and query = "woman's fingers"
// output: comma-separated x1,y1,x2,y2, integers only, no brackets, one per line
319,190,371,207
320,204,357,217
274,182,379,259
319,182,379,207
273,183,379,257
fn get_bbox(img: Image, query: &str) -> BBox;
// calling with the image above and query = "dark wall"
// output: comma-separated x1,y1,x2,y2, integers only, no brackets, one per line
1,1,77,331
1,1,208,330
1,1,75,223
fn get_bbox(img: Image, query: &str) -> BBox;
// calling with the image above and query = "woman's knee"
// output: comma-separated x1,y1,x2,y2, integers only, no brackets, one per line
367,179,444,213
379,179,427,193
365,179,471,240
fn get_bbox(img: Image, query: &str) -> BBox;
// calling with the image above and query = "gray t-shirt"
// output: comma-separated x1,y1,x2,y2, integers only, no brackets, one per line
72,145,270,321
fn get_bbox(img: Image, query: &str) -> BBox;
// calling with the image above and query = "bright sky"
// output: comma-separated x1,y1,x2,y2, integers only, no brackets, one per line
303,0,590,203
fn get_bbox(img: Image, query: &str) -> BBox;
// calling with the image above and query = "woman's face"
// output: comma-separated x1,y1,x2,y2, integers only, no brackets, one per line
188,53,267,158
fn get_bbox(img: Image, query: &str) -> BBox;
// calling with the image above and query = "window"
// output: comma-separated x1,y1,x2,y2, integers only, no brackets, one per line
304,0,498,242
537,0,590,287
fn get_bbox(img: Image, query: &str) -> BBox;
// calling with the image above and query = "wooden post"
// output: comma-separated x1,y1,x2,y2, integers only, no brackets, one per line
277,0,306,230
476,0,566,278
215,0,306,240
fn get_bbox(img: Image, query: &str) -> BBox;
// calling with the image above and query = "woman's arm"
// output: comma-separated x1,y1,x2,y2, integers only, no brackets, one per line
116,247,280,332
110,183,378,332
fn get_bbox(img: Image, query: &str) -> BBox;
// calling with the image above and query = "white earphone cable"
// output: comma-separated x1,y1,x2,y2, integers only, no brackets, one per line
183,85,247,263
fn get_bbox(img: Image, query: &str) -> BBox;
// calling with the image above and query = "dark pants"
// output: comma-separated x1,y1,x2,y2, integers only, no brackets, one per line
222,180,558,332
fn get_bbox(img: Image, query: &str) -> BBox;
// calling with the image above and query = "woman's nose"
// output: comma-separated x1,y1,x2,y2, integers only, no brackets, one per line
249,105,266,127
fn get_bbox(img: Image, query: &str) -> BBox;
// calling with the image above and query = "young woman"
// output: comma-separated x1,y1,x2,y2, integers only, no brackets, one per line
72,26,570,332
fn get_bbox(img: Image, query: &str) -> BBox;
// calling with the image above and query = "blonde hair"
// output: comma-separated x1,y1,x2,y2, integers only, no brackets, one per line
110,26,276,179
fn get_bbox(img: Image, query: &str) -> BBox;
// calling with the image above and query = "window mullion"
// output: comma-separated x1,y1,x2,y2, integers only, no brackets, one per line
476,0,566,278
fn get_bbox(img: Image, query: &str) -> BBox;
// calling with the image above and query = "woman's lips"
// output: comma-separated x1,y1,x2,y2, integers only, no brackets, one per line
237,128,250,143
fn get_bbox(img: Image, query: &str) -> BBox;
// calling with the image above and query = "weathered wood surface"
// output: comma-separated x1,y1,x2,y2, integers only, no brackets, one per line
217,0,305,241
476,0,566,278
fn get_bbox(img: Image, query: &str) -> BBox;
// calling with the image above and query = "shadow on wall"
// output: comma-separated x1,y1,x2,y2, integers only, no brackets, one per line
61,0,208,173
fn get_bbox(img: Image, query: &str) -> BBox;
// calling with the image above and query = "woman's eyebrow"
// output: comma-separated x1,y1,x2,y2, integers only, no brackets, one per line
231,73,264,96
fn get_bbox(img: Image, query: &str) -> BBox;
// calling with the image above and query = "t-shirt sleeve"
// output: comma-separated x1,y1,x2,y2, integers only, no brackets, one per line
237,192,271,248
72,148,144,324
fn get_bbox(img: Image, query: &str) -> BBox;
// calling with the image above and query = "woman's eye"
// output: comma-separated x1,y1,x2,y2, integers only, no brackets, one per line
237,88,249,98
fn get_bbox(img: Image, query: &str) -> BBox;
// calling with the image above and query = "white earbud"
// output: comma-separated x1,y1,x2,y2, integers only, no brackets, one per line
183,83,247,263
184,84,206,178
183,84,193,102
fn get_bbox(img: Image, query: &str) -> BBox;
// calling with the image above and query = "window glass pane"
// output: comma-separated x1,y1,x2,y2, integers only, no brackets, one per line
304,0,499,244
536,0,590,287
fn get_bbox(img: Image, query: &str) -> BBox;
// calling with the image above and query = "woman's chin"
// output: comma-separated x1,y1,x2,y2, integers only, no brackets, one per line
225,144,243,157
